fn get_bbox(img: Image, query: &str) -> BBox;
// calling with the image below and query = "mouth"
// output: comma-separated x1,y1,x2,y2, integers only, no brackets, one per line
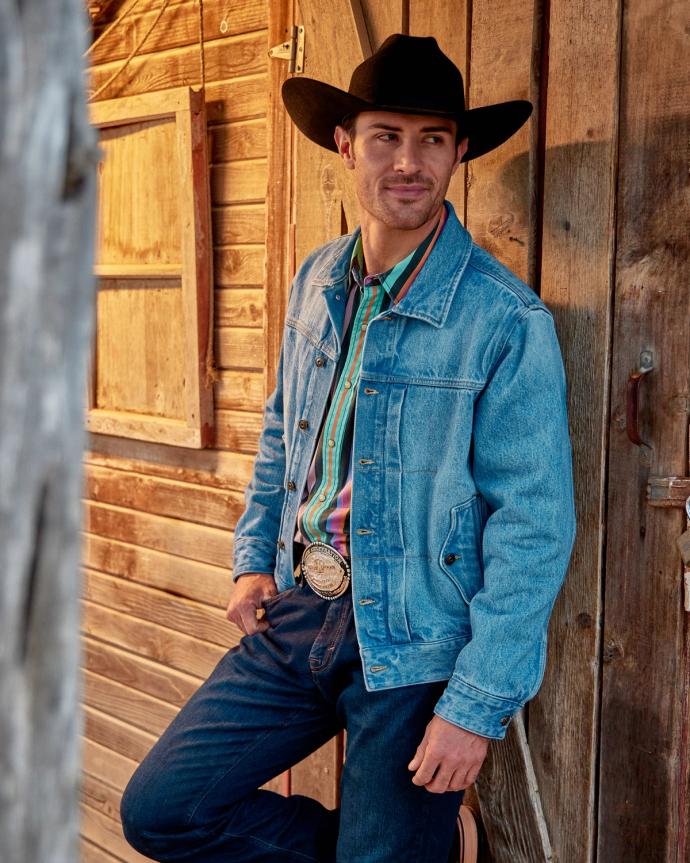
385,185,429,199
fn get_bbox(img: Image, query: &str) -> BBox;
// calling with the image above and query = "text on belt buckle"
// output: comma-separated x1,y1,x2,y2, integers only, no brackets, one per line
300,541,351,599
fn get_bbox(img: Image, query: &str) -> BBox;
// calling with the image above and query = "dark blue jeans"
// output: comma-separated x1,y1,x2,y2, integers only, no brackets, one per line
120,575,464,862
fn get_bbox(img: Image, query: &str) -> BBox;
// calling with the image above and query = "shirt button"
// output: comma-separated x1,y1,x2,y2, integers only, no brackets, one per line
287,480,296,490
318,494,326,501
444,552,461,565
500,716,510,726
315,356,326,367
298,419,309,429
344,380,351,388
335,294,341,300
328,438,335,447
278,539,286,549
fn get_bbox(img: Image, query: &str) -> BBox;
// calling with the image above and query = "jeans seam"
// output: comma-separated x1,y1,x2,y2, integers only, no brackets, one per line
181,705,309,829
216,828,321,862
309,601,351,672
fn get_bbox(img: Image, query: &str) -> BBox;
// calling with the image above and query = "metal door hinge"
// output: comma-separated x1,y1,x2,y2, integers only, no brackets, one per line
269,25,305,74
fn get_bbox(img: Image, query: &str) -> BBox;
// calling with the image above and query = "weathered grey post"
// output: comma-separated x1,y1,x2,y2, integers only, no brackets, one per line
0,1,100,861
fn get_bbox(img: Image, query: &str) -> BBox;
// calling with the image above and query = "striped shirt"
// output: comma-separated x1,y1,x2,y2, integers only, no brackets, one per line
293,202,449,559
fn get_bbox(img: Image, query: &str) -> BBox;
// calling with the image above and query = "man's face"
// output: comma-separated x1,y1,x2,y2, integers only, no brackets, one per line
333,110,468,231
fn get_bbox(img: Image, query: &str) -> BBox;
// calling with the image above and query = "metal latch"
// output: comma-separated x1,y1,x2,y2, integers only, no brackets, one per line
646,476,690,508
268,25,305,74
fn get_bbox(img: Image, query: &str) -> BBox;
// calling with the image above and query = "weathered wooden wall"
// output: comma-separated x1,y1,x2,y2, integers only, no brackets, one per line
79,1,689,862
80,2,272,860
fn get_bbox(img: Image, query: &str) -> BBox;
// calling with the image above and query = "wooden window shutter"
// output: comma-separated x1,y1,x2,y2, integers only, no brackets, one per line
86,86,214,448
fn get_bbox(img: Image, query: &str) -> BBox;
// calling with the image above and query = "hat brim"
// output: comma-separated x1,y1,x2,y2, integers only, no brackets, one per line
281,77,533,162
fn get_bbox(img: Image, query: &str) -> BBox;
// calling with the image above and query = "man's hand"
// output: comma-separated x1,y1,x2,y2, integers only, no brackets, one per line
225,573,278,636
408,715,490,793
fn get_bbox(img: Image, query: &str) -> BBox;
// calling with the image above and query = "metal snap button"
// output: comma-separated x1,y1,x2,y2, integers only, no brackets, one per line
298,418,309,429
287,480,296,490
315,356,325,366
500,716,510,726
444,552,461,565
278,539,285,549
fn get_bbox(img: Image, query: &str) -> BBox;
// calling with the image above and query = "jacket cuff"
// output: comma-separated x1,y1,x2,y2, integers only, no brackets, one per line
433,675,522,740
232,537,277,583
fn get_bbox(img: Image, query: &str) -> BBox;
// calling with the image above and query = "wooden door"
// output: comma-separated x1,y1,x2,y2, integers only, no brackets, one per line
264,1,599,860
596,2,690,859
267,0,534,824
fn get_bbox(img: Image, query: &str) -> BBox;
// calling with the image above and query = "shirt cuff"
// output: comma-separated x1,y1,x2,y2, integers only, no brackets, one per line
232,537,277,583
433,675,522,740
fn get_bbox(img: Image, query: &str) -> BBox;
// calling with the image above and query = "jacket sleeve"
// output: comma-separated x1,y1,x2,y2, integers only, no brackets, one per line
433,306,577,739
231,311,289,583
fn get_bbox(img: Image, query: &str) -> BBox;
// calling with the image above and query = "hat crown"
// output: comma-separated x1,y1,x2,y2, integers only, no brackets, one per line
348,34,466,117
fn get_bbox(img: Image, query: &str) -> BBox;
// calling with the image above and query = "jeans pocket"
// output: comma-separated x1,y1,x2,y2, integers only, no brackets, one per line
260,585,297,610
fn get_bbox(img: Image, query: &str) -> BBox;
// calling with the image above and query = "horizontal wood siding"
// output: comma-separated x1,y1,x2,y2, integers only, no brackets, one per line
81,0,276,856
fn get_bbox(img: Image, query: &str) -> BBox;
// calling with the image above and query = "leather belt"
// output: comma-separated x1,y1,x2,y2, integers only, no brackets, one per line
294,540,351,600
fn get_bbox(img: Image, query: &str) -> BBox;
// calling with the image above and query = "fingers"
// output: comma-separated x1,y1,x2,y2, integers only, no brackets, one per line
225,574,278,635
408,734,482,793
407,726,430,772
239,603,270,636
448,765,472,792
226,598,271,636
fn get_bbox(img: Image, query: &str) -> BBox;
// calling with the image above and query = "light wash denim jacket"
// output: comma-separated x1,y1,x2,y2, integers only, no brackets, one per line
232,199,577,740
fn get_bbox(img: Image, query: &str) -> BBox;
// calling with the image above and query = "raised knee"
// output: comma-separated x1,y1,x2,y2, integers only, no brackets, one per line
120,769,168,855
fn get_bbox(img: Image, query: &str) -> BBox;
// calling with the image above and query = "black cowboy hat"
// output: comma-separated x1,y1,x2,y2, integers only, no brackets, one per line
281,34,533,162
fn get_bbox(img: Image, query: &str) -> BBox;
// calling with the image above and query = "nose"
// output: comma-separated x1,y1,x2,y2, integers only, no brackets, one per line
393,138,423,174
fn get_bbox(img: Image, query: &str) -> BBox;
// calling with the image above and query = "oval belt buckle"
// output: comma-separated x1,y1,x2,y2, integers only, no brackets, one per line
300,541,351,599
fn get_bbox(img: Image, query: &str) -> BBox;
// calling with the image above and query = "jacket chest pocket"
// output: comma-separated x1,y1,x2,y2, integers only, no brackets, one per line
438,493,488,605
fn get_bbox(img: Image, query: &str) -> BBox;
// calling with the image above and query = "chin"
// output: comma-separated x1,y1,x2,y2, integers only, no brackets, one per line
382,203,436,230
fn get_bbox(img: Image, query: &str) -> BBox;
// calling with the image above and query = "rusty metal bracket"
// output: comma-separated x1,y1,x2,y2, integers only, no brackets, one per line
646,476,690,507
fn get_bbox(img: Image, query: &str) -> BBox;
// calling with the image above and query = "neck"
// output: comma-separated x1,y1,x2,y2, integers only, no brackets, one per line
359,203,444,275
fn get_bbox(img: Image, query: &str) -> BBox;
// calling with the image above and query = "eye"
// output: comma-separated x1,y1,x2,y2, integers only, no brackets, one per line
377,133,397,142
424,135,444,144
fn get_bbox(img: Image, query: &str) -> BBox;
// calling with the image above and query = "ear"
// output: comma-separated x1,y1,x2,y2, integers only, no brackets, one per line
334,125,356,169
451,136,469,174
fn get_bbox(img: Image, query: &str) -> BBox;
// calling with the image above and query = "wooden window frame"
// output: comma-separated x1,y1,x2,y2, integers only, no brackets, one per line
86,86,214,448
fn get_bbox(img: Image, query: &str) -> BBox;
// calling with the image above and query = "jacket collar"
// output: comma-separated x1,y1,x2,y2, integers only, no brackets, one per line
313,199,473,329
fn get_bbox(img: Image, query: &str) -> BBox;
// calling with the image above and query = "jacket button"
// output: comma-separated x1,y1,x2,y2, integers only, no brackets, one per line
444,552,460,565
287,480,296,490
278,539,285,549
500,715,510,726
298,419,309,429
315,356,326,367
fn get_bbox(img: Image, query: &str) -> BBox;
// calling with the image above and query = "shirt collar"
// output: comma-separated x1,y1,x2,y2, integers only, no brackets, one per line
348,203,448,302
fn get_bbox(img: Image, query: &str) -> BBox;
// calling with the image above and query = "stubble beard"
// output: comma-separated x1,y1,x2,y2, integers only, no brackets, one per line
359,179,445,231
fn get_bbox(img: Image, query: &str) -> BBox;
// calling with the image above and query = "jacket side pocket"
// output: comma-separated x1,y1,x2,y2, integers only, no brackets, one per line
438,493,487,605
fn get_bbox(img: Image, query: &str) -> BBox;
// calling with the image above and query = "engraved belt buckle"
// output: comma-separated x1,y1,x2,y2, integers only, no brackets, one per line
300,541,351,600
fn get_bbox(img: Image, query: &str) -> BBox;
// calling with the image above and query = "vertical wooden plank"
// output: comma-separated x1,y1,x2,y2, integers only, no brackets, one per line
357,0,405,47
530,2,622,862
464,0,535,279
682,425,690,859
265,0,296,801
597,0,690,859
265,0,295,398
473,1,551,856
292,0,371,260
408,1,469,218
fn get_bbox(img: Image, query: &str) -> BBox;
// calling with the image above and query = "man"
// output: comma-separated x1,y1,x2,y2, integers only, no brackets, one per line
120,34,576,863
